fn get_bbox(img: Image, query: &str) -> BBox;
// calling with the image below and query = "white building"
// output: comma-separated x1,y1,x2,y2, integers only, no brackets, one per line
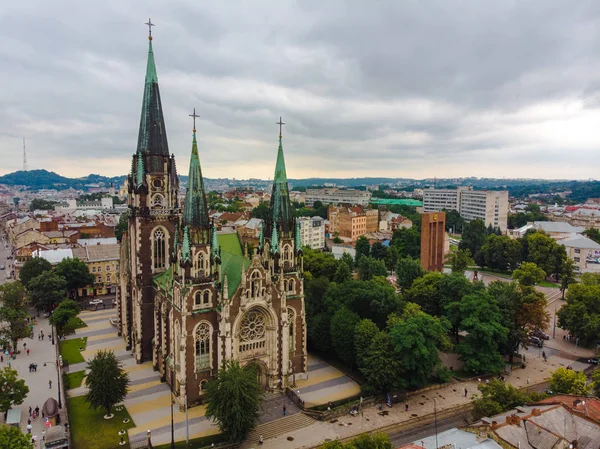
297,216,325,249
561,235,600,274
423,187,509,232
305,188,371,207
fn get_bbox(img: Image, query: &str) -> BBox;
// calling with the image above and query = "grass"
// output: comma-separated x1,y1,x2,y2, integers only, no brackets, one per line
59,337,87,364
67,396,135,449
153,433,224,449
64,370,86,390
63,316,88,336
538,280,560,288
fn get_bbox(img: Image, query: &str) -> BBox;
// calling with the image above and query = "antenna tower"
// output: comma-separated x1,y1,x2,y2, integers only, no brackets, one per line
23,138,28,171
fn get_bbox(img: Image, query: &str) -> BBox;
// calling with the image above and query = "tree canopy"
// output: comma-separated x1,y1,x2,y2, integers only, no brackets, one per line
19,256,52,288
549,367,589,395
0,423,34,449
0,282,30,352
557,283,600,345
55,257,94,296
396,257,424,292
27,271,67,312
330,308,360,365
0,366,29,415
459,219,487,257
471,379,544,420
85,350,130,415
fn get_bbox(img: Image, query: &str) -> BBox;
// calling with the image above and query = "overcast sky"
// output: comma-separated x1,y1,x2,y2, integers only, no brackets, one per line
1,1,600,180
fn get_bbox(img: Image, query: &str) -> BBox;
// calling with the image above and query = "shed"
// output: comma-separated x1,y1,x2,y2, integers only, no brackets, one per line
6,408,21,427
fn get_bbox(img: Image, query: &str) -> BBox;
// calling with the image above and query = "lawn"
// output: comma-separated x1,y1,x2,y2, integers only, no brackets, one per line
153,433,224,449
538,280,560,288
59,337,87,364
63,316,88,336
67,396,135,449
64,370,86,390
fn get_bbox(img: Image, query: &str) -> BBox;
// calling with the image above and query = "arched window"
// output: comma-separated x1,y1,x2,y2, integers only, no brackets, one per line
288,279,295,293
199,379,208,393
195,253,206,276
250,271,260,298
195,292,202,306
239,309,268,354
195,323,211,372
203,291,210,305
153,228,166,270
152,194,164,207
288,308,295,352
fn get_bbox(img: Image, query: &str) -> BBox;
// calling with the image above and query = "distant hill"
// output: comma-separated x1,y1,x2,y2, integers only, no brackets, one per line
0,170,127,191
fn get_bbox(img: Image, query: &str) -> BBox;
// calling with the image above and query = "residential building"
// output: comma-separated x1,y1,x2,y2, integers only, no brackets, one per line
328,206,378,241
305,188,371,207
561,235,600,274
55,197,113,213
297,216,325,249
509,221,585,239
423,187,509,232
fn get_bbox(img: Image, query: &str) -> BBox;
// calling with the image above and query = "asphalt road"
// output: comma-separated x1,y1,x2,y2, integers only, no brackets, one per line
387,412,472,447
0,235,13,285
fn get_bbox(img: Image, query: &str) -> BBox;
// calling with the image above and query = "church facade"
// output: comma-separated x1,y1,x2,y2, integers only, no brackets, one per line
117,31,307,406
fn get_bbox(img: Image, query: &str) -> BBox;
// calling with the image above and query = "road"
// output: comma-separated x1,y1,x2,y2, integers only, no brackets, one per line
387,412,471,448
0,233,13,285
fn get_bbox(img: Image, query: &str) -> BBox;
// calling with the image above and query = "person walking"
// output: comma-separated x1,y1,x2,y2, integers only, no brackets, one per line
405,402,409,412
527,377,530,384
259,435,264,445
29,406,32,417
283,404,287,416
49,380,52,389
464,388,468,398
26,348,30,356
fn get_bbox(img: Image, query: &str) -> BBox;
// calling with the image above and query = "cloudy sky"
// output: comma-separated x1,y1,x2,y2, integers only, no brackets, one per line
1,1,600,180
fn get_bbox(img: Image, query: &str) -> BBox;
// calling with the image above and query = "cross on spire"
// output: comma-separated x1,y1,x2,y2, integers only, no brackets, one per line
276,116,285,138
144,18,155,40
189,108,200,132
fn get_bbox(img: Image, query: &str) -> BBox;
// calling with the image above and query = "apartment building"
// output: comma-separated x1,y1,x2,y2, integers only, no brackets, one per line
298,216,326,249
328,206,379,241
561,235,600,274
423,187,509,232
305,188,371,207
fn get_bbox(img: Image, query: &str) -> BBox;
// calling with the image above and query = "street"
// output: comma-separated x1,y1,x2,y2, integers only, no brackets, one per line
0,233,13,286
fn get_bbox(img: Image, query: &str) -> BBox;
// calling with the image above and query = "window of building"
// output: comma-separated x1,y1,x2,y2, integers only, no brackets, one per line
106,265,111,271
250,271,260,298
152,194,164,207
574,249,581,254
195,323,211,372
92,267,96,273
153,228,166,270
574,257,580,262
288,308,295,352
106,275,111,282
98,266,102,273
195,253,206,275
96,276,102,283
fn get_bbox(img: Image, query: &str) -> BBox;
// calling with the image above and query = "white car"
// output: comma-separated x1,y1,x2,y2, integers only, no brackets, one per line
89,299,103,306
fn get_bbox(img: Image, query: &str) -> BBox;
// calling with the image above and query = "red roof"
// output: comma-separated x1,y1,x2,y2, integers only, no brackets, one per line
537,395,600,423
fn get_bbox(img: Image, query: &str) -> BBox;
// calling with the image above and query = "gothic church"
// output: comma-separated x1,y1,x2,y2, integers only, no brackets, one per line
117,30,307,406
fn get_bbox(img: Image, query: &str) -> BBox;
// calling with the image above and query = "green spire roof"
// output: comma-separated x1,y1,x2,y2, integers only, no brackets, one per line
266,134,294,238
270,226,279,254
181,226,191,264
295,220,302,250
259,221,264,250
136,39,169,157
182,130,210,243
136,155,145,187
211,222,221,263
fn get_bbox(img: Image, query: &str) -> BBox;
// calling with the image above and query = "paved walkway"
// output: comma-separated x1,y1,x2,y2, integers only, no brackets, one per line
0,315,62,443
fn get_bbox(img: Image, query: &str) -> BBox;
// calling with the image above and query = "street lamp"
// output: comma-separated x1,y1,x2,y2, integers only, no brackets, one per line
433,398,439,449
170,366,175,449
43,360,62,409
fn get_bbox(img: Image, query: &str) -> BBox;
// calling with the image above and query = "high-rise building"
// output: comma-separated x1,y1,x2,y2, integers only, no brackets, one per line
420,212,446,272
297,216,325,249
423,187,508,232
305,188,371,207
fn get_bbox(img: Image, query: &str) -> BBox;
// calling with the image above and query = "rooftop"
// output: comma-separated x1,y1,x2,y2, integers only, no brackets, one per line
218,232,250,293
531,221,586,234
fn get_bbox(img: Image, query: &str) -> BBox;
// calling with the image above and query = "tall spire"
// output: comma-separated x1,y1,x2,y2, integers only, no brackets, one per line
136,19,169,157
182,109,210,244
266,117,294,239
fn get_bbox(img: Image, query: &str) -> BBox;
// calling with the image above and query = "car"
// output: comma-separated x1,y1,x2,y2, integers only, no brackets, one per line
0,265,4,270
529,336,544,347
532,329,550,340
89,299,103,306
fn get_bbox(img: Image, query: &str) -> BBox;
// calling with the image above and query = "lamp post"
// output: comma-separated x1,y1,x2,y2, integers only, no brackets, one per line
43,360,62,409
433,398,439,449
170,366,175,449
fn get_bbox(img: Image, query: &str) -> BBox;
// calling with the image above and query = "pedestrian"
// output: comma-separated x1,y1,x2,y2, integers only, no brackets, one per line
405,402,409,412
283,404,287,416
49,380,52,389
0,355,3,363
259,435,264,445
464,388,468,398
527,377,530,384
26,423,32,434
542,351,547,361
26,348,29,356
29,406,32,417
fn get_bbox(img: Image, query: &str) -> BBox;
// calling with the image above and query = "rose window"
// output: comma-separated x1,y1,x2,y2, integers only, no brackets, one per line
239,310,267,342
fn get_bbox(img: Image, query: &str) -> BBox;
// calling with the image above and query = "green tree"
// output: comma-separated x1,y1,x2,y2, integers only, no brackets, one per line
580,272,600,286
396,257,424,292
340,252,354,270
583,228,600,244
385,246,399,272
390,227,421,258
28,271,67,312
308,312,332,352
50,299,80,337
0,422,34,448
0,366,29,415
85,350,130,416
591,368,600,398
371,242,388,261
0,282,30,352
549,367,590,395
55,257,94,298
357,256,388,281
459,219,487,257
406,272,478,318
29,198,57,211
471,379,531,420
303,248,339,280
354,319,379,369
250,203,270,220
19,256,52,288
559,258,577,299
444,209,465,233
525,232,566,279
355,236,371,262
360,331,404,393
389,312,451,388
204,360,263,442
557,283,600,345
512,262,545,286
479,234,522,272
456,292,508,374
319,432,392,449
114,212,128,242
448,248,472,274
330,308,360,365
333,261,352,283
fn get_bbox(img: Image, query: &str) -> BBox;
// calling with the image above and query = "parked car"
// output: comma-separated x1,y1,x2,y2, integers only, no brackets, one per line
89,299,103,306
532,329,550,340
529,336,544,347
0,265,5,270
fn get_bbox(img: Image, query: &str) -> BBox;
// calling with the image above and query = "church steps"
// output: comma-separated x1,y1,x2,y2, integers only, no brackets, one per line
241,413,314,448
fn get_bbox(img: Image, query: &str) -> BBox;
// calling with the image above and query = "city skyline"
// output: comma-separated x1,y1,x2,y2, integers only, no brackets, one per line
2,1,600,180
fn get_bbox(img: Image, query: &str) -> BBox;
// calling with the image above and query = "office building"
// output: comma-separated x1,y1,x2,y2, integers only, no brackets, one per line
305,188,371,207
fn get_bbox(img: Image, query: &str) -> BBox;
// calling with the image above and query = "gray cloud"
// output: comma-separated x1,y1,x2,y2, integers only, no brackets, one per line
1,0,600,180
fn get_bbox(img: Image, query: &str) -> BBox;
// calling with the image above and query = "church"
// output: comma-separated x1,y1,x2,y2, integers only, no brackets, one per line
117,26,308,407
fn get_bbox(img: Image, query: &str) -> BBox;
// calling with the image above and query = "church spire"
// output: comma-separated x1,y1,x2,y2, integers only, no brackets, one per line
266,117,294,239
136,19,169,157
182,109,210,244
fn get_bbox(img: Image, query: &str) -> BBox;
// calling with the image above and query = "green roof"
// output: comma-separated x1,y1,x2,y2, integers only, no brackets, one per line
370,198,423,207
182,130,210,238
218,233,250,294
266,135,294,237
153,264,174,292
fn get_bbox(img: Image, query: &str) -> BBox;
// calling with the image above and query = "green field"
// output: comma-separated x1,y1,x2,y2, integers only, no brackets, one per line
59,337,87,364
63,316,88,335
67,396,135,449
64,370,86,390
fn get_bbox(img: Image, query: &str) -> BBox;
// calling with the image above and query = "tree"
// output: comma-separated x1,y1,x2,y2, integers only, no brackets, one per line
115,212,128,242
591,368,600,398
557,283,600,345
385,246,399,272
524,232,567,279
319,433,392,449
580,272,600,286
549,367,589,395
0,366,29,415
389,312,451,388
444,209,465,233
583,228,600,244
333,261,352,283
0,282,30,352
340,252,354,271
330,308,360,365
355,236,371,262
406,272,477,318
478,234,522,272
250,203,270,221
396,257,424,292
19,256,52,288
390,227,420,258
55,257,94,298
559,258,577,299
512,262,545,286
204,360,263,442
360,331,404,393
85,350,130,416
459,219,487,257
371,242,388,261
28,271,67,312
456,292,508,374
448,248,472,274
357,256,388,281
0,423,34,449
354,319,379,369
50,300,80,337
471,379,534,420
29,198,57,211
303,248,339,280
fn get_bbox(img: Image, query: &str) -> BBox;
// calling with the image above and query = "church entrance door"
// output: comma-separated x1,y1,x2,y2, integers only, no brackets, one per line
245,362,268,389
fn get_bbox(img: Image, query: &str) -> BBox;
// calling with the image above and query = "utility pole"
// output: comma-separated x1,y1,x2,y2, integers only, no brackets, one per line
433,397,439,449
